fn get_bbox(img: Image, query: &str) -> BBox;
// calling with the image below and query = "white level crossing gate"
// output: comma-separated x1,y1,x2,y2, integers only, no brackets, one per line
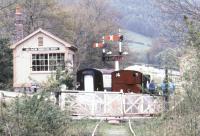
61,91,163,117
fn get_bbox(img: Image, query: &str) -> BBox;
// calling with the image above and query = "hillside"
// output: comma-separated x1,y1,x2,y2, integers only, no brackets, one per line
123,29,152,53
122,29,153,64
111,0,160,37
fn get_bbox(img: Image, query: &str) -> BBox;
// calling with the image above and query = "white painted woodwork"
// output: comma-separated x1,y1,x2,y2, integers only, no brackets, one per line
84,75,94,92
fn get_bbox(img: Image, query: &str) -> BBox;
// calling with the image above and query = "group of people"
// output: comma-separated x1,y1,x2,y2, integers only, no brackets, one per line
147,79,175,95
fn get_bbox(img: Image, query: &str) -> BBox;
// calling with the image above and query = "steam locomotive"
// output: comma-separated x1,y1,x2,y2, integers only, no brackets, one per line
76,68,150,93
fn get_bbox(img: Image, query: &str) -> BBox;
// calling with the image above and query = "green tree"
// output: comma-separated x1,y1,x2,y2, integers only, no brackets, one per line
0,38,12,89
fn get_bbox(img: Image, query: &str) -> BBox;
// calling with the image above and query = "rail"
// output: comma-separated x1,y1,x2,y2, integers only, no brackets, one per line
129,119,137,136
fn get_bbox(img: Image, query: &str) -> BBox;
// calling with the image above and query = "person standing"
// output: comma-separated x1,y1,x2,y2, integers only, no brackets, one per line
148,80,156,94
161,80,169,111
169,80,175,95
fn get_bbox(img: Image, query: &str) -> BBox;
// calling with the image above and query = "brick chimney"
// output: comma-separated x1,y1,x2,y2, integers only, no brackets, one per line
14,5,24,42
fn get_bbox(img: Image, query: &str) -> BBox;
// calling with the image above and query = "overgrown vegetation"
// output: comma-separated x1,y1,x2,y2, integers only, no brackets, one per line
42,68,74,92
0,92,98,136
129,1,200,135
0,92,70,136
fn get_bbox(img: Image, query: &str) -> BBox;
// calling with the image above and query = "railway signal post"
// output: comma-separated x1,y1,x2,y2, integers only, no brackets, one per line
115,29,122,71
94,29,125,71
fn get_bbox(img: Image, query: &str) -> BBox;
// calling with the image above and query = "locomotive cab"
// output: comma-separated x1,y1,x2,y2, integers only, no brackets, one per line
111,70,143,93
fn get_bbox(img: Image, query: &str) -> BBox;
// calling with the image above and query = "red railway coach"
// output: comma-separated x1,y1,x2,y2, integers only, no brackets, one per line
111,70,143,93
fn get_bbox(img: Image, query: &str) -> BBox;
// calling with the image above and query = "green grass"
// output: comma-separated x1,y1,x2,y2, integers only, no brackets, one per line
130,118,163,136
67,119,98,136
97,121,131,136
129,116,181,136
65,119,132,136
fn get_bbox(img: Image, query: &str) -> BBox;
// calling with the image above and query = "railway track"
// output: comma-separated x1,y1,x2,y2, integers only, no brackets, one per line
91,119,137,136
128,119,136,136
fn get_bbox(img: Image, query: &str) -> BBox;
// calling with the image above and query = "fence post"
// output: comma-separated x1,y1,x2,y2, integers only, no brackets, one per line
60,92,66,110
121,92,124,117
104,91,107,115
141,95,144,113
92,92,95,116
164,68,169,111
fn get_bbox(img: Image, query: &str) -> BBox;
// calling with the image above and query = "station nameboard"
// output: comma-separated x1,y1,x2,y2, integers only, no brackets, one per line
22,47,60,51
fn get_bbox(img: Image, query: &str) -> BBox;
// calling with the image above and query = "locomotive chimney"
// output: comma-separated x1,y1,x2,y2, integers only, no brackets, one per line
14,5,24,42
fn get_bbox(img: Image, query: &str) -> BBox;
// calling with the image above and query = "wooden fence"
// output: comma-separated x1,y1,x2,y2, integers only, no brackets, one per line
60,91,163,117
0,90,164,117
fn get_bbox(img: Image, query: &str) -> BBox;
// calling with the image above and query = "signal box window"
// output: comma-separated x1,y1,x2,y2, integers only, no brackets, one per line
38,37,43,46
32,53,65,71
49,53,65,71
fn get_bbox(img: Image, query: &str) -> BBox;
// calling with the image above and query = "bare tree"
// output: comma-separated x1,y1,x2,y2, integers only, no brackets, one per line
19,0,61,35
0,0,17,11
0,0,63,39
65,0,120,70
153,0,200,42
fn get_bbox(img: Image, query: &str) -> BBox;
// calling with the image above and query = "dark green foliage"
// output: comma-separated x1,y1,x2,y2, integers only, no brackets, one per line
43,68,75,92
56,69,74,90
0,38,12,89
60,75,74,90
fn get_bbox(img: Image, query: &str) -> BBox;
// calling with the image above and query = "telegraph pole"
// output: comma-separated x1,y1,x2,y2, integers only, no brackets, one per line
164,67,169,111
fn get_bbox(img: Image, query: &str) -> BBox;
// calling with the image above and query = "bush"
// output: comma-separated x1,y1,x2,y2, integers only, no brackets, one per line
0,92,71,136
